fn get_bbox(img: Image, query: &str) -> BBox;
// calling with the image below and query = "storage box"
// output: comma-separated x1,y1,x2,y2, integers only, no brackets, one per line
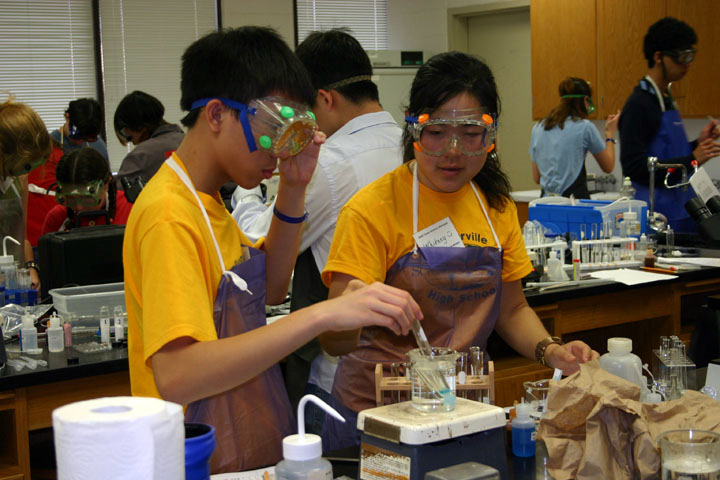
49,282,125,319
528,199,647,238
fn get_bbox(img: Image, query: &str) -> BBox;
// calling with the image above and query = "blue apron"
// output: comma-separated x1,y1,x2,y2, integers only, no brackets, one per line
632,77,696,233
322,162,503,451
167,159,295,473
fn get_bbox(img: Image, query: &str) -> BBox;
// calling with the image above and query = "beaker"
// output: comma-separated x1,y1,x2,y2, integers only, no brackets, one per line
523,379,551,416
657,429,720,479
408,347,458,413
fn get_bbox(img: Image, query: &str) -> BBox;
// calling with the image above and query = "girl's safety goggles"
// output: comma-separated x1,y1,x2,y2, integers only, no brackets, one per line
9,156,46,176
56,179,106,210
561,94,596,115
406,109,496,157
190,96,317,157
662,48,696,65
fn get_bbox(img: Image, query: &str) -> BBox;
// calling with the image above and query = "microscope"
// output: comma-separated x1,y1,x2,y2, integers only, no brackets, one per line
647,156,720,245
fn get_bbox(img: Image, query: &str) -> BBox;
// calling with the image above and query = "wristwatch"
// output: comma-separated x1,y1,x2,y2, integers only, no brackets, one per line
25,261,40,274
535,336,563,366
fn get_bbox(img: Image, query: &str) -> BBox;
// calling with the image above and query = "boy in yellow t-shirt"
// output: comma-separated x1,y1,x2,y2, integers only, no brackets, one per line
123,26,421,473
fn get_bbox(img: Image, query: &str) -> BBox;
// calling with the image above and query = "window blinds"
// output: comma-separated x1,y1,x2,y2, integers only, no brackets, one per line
98,0,217,170
296,0,388,50
0,0,97,137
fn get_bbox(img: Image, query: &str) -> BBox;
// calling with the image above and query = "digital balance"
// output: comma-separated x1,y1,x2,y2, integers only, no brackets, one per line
357,398,508,480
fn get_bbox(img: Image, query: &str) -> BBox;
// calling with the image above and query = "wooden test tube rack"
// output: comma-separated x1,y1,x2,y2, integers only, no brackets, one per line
374,361,495,407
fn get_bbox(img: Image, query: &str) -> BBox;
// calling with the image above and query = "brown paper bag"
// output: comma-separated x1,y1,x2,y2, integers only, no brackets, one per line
537,360,720,480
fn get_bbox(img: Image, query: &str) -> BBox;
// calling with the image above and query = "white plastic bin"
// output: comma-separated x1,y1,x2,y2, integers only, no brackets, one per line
49,282,125,320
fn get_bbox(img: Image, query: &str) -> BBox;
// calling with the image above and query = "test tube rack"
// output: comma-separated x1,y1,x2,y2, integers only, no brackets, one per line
374,361,495,407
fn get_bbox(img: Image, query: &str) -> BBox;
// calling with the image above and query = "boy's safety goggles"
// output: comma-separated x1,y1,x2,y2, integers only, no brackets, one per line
56,179,106,210
662,48,696,65
190,96,317,157
561,94,596,115
406,109,496,157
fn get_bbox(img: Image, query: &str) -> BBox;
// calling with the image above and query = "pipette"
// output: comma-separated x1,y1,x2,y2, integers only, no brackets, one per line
411,319,453,407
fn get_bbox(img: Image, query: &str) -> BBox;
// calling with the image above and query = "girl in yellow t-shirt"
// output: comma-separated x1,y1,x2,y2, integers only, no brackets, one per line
320,52,599,450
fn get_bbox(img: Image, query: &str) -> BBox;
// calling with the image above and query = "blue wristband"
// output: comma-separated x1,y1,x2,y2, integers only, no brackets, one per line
273,206,308,224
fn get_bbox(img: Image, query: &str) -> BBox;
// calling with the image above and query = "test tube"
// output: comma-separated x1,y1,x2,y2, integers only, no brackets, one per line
666,227,674,256
390,362,401,403
456,352,468,398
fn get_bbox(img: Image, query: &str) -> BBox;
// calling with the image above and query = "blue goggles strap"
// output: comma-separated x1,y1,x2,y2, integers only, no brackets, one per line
189,97,258,152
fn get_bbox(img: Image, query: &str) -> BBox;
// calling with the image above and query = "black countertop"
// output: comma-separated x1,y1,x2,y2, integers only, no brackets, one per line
2,265,718,391
0,332,128,390
524,264,720,307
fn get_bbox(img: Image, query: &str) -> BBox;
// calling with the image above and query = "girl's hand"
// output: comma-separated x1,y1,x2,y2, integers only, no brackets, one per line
276,129,326,188
604,110,620,137
544,340,599,375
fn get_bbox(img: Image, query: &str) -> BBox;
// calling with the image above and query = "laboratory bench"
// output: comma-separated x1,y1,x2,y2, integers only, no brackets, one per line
2,266,720,478
0,333,130,479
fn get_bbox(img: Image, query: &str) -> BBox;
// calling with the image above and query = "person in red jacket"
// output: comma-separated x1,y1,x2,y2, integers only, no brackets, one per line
41,148,132,235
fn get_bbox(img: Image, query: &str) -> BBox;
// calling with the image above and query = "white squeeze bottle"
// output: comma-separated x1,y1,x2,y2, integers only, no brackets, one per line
276,395,345,480
598,337,648,400
20,314,38,351
47,312,64,353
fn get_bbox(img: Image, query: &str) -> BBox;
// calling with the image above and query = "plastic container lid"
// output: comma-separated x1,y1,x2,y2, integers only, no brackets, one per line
283,394,345,461
624,211,637,221
607,337,632,354
515,402,531,418
282,433,322,461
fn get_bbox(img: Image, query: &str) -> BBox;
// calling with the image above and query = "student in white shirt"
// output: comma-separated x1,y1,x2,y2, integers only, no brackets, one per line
231,29,403,429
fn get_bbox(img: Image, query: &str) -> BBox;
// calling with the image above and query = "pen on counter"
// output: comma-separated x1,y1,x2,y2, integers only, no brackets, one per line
641,266,678,275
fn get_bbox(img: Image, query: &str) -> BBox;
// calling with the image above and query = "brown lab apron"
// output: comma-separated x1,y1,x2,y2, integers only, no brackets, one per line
323,163,504,451
167,159,294,473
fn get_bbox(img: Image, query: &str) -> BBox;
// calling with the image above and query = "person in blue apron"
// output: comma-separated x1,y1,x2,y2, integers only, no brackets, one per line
530,77,619,199
123,27,421,474
319,52,598,451
619,17,720,234
0,96,51,290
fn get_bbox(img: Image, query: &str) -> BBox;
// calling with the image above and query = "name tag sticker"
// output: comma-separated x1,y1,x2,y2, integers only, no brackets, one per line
413,217,465,248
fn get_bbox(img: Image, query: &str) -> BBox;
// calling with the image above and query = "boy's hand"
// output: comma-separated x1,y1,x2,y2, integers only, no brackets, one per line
277,129,326,188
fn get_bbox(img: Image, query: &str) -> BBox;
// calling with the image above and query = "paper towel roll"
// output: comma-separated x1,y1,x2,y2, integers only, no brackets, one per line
53,396,185,480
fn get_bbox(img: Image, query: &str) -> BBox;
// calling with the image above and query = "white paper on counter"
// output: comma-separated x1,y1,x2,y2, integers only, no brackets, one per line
211,466,276,480
656,256,720,267
589,268,676,285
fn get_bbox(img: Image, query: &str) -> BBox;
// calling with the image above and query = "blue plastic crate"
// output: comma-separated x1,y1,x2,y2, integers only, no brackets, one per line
528,199,647,238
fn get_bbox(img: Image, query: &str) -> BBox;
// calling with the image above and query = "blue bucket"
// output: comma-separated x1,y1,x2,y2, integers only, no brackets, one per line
185,423,216,480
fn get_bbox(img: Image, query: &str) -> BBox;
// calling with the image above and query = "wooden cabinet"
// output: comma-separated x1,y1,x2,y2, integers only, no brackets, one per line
530,0,596,120
531,0,720,119
666,0,720,116
596,0,664,116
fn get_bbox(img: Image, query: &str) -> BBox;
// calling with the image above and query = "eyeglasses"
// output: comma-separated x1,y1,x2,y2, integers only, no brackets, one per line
407,109,496,157
189,96,317,157
56,179,106,210
662,49,696,65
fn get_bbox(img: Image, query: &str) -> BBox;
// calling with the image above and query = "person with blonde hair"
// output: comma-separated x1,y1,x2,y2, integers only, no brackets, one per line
0,95,51,289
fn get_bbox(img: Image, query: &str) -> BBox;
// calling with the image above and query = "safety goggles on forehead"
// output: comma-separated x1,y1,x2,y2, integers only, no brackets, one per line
662,48,696,65
406,109,497,157
56,179,106,209
561,94,596,115
190,96,317,157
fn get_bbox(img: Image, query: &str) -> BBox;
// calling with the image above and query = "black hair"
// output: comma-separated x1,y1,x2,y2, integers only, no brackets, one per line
66,98,104,138
402,51,511,210
644,17,697,68
295,29,379,105
542,77,592,130
56,147,115,226
114,91,166,140
180,26,315,127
